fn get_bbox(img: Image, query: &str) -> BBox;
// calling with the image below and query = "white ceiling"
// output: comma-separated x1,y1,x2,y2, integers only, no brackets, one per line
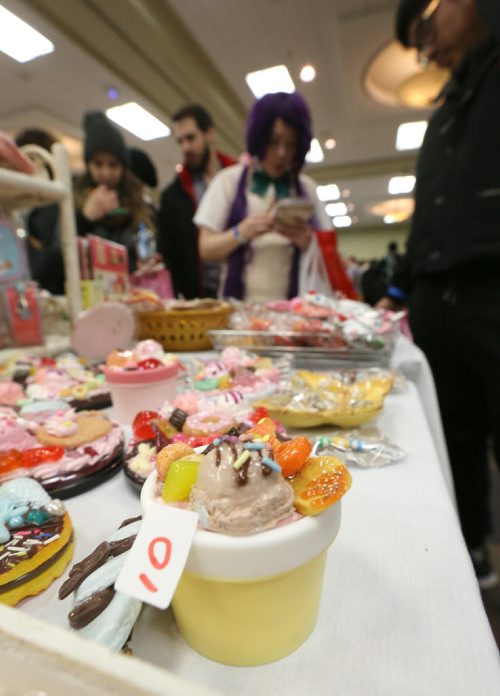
0,0,435,230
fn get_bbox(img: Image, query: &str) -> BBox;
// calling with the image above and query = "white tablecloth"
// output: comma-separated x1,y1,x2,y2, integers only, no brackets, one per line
391,336,453,496
20,382,500,695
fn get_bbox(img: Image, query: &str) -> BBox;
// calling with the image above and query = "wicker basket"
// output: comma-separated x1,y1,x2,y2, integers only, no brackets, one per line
136,303,234,351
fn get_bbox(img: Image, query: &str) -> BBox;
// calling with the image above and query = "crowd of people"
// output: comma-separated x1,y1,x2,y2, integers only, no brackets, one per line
1,0,500,590
6,91,348,303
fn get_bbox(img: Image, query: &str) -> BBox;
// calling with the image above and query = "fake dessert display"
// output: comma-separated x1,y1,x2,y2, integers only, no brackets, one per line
208,292,400,359
0,380,24,407
59,515,142,651
1,351,111,411
0,408,124,497
253,368,393,428
103,339,180,424
0,477,73,606
189,347,282,397
140,419,351,665
23,353,111,411
122,405,282,489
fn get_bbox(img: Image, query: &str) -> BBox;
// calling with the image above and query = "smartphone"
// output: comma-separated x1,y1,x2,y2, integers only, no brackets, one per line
274,198,314,224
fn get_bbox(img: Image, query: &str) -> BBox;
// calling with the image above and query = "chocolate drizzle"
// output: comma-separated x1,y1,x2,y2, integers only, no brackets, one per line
59,535,135,599
235,458,250,486
208,440,277,485
119,515,142,529
60,518,140,634
169,408,187,431
68,587,115,628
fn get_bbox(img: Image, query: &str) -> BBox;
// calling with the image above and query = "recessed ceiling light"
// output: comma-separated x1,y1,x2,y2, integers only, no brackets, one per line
371,197,414,221
341,189,351,198
107,87,119,100
0,5,54,63
333,215,352,228
347,203,355,212
316,184,340,202
245,65,295,98
300,64,316,82
325,202,347,217
396,121,428,151
305,138,324,164
388,175,416,195
324,138,336,150
106,102,170,141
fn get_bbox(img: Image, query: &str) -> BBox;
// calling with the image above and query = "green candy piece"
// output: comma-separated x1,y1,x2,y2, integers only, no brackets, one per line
27,509,50,525
194,378,219,391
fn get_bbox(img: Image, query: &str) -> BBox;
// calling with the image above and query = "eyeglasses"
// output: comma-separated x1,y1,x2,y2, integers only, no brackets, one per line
414,0,441,63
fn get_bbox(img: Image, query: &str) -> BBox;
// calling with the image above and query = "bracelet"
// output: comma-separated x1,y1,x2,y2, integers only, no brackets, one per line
232,225,247,245
387,285,407,303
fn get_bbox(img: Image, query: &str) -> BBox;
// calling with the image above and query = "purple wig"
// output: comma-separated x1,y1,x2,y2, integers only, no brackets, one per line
245,92,313,171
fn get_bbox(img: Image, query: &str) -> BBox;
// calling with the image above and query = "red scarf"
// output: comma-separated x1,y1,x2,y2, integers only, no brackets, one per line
178,152,236,206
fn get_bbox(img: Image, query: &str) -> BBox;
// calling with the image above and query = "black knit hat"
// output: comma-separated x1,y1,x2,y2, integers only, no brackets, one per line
395,0,428,47
129,147,158,187
83,111,129,165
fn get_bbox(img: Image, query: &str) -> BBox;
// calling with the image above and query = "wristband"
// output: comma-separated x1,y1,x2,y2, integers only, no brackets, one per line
232,225,247,245
387,285,407,303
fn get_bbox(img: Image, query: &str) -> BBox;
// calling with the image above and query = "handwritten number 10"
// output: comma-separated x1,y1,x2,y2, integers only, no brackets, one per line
139,536,172,593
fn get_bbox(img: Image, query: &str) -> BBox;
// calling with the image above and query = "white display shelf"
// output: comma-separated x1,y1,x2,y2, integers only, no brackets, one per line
0,143,82,322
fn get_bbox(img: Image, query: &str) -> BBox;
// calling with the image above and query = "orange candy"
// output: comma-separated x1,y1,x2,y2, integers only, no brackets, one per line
275,436,312,477
290,456,352,516
246,417,277,446
106,350,135,369
0,450,24,475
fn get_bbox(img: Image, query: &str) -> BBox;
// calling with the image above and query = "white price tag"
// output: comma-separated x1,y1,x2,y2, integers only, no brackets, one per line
115,505,198,609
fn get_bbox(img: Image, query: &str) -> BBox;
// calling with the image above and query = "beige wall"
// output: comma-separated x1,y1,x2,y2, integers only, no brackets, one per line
336,225,409,262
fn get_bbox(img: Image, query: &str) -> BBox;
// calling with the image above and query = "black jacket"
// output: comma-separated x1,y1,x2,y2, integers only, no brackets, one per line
158,175,200,299
407,0,500,279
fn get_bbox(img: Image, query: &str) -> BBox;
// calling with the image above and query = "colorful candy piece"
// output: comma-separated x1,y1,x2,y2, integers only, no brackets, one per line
132,411,160,441
161,454,203,503
275,436,312,477
137,358,163,370
290,456,352,516
245,417,277,446
21,447,65,468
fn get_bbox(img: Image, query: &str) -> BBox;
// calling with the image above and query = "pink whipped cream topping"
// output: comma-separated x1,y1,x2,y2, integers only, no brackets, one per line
44,409,79,437
0,381,24,406
134,340,165,363
0,417,38,453
0,421,123,483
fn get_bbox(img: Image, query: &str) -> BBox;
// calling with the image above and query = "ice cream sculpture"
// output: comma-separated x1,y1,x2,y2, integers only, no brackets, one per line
140,418,351,665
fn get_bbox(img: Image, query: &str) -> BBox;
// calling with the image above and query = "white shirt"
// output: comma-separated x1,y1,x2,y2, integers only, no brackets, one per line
194,163,332,302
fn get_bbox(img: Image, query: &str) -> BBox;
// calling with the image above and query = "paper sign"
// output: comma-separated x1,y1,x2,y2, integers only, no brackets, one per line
115,505,198,609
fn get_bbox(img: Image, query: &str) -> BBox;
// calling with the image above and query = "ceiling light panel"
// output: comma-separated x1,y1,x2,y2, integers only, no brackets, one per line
333,215,352,228
106,102,170,141
245,65,295,98
388,175,416,195
396,121,428,151
325,202,347,217
316,184,340,202
0,5,54,63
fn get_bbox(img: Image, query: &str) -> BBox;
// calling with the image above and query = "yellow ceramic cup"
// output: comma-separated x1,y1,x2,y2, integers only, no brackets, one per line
141,472,341,666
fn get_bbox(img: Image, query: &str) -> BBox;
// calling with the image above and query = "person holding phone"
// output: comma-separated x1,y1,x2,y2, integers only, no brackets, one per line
74,111,157,272
195,92,332,302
